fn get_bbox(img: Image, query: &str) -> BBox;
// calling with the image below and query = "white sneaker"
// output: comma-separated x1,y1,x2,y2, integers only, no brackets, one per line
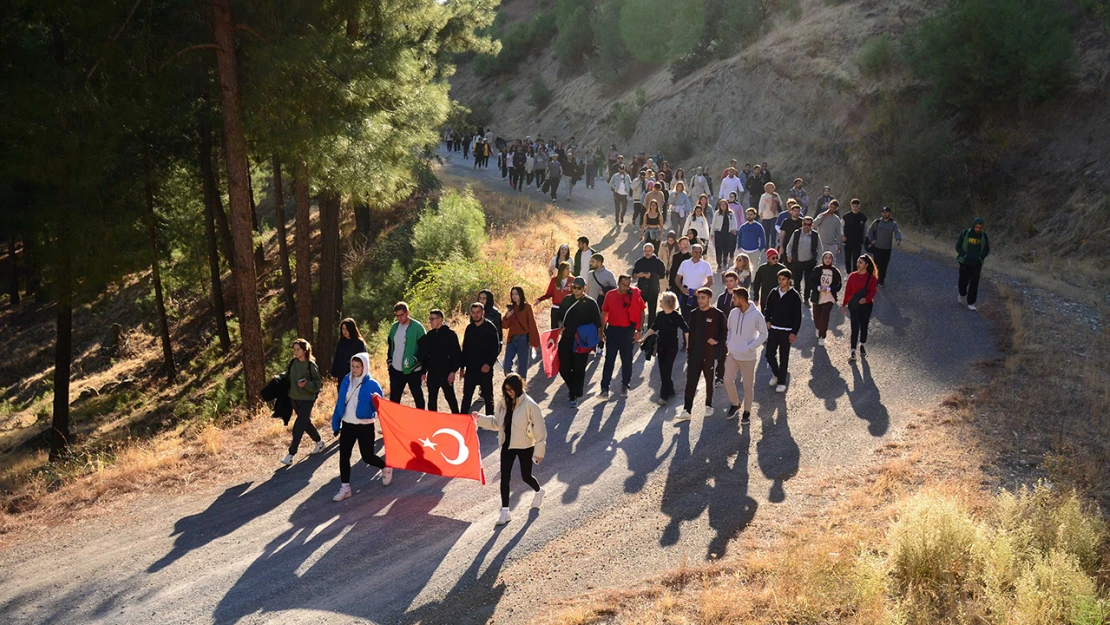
775,384,786,393
958,295,967,305
280,453,294,465
768,377,778,387
382,467,393,486
817,338,826,347
308,440,325,455
968,304,977,311
674,411,692,422
532,487,546,509
332,484,351,502
704,405,714,417
496,507,512,526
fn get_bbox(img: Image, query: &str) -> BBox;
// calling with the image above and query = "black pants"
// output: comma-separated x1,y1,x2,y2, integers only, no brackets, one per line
534,169,546,189
958,263,982,305
657,341,679,399
545,175,561,199
641,286,659,329
513,166,526,191
289,398,320,454
463,142,469,158
600,326,634,391
631,202,644,227
586,166,595,188
613,193,628,223
765,329,792,383
426,372,459,413
849,303,873,349
683,353,715,413
791,259,817,301
551,305,565,329
461,369,494,415
714,230,732,268
844,242,863,274
388,366,425,409
339,421,386,483
500,446,540,507
558,339,589,399
873,248,892,285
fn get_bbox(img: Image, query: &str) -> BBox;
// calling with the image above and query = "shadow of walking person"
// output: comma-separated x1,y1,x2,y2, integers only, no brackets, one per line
848,357,890,436
619,406,677,494
756,399,799,504
808,346,848,411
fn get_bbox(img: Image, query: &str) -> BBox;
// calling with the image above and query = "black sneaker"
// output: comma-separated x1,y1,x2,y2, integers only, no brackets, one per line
859,344,867,356
741,411,751,424
726,404,740,419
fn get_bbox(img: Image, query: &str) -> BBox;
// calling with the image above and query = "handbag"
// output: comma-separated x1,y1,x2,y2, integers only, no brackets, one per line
848,275,871,311
574,323,600,354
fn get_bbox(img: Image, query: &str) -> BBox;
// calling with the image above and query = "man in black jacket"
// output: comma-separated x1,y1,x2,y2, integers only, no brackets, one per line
417,309,461,413
751,248,784,307
786,216,820,305
675,287,726,421
842,198,869,274
632,242,667,328
460,303,501,416
762,268,802,394
558,277,602,407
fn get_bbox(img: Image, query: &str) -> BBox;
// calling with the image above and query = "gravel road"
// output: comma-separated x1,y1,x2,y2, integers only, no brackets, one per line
0,150,995,624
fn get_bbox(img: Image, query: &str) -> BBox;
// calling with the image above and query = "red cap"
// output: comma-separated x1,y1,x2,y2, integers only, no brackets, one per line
766,249,779,259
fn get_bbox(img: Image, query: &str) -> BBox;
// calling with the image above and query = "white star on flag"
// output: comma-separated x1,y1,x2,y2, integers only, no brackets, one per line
419,437,438,450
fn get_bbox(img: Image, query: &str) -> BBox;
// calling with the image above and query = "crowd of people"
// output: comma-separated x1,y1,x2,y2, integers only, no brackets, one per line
263,133,993,526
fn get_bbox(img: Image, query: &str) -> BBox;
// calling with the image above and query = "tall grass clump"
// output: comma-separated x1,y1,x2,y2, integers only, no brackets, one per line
413,188,486,265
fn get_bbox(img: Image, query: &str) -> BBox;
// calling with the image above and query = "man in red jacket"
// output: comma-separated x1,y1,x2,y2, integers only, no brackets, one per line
599,275,647,398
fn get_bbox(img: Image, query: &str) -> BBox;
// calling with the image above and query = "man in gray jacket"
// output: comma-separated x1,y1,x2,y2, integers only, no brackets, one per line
813,199,844,257
866,206,902,287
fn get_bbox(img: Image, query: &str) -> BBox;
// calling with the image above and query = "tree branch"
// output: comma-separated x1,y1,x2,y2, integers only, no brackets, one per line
85,0,144,82
158,43,220,72
235,23,266,42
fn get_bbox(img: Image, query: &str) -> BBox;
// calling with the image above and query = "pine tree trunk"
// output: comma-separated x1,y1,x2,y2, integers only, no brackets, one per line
199,115,232,352
248,167,265,269
204,127,236,266
272,155,296,314
143,144,176,384
353,203,371,245
316,192,340,371
212,0,265,406
50,190,73,462
294,158,314,339
4,235,19,307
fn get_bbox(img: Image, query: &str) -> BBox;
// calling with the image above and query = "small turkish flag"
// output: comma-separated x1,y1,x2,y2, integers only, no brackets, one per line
373,397,486,484
540,328,561,378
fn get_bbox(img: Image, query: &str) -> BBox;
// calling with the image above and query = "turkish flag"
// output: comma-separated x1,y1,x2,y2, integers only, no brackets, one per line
540,328,561,378
373,397,486,484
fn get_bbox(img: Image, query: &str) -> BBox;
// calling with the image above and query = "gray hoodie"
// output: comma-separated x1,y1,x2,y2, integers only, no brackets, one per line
867,217,902,250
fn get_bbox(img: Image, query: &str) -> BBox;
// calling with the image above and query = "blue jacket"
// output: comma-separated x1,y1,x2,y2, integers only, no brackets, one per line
331,374,384,433
737,221,767,251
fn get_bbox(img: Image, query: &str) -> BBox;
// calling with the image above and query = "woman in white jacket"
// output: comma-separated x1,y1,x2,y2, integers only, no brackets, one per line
474,373,547,526
684,203,711,250
724,286,768,423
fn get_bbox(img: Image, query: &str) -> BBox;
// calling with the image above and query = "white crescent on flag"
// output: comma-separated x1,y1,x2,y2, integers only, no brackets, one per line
431,428,469,465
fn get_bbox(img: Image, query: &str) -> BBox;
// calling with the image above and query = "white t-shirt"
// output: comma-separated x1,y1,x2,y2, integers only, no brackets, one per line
617,179,626,195
391,322,409,371
677,258,714,292
341,378,376,425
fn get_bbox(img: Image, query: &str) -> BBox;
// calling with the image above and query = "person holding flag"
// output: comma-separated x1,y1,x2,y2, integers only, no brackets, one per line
474,373,548,526
331,353,390,501
558,277,602,407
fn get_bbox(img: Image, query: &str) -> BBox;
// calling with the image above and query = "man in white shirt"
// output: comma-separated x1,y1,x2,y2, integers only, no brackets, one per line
718,167,744,202
609,164,632,225
724,286,767,423
676,243,715,318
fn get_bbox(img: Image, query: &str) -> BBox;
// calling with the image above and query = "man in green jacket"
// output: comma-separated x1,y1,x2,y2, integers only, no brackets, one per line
387,301,427,408
956,217,990,311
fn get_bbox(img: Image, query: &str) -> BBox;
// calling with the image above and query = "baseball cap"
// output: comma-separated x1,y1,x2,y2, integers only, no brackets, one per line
572,277,586,287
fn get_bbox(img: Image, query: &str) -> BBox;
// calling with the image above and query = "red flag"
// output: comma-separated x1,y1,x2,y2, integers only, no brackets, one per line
373,396,486,484
540,328,561,378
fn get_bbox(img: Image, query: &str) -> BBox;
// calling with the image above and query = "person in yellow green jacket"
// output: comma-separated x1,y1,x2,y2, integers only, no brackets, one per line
386,302,426,408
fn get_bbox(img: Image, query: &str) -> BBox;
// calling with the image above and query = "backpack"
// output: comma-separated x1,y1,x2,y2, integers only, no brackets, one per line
574,323,600,354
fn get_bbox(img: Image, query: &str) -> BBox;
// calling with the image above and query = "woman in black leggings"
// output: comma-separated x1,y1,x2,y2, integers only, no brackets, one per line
841,254,878,363
329,353,391,501
474,374,548,526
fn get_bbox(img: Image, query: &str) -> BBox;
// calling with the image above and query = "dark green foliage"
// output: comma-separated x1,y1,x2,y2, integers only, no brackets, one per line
611,100,642,140
666,0,763,79
905,0,1074,118
589,0,636,84
553,2,595,75
529,76,555,111
859,35,896,76
473,11,557,77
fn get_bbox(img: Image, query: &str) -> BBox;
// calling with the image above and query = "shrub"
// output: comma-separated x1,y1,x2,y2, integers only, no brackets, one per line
344,260,411,333
500,85,515,102
859,34,896,76
993,484,1106,573
413,188,486,265
887,492,979,596
1010,551,1098,625
589,0,635,84
405,256,530,321
905,0,1074,118
611,100,641,140
553,2,594,75
472,11,556,77
528,76,554,111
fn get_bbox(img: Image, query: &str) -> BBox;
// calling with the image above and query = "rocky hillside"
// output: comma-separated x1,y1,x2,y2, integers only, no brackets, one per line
449,0,1110,291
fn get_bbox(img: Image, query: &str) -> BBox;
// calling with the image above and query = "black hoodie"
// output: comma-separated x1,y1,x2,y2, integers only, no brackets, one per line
330,336,368,379
478,289,503,345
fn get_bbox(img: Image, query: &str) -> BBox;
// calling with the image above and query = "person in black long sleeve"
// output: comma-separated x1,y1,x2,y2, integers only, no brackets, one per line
460,302,501,415
632,242,667,328
676,288,726,421
330,318,368,384
762,268,802,393
642,291,689,405
417,309,461,413
842,198,869,274
558,277,602,407
713,271,740,386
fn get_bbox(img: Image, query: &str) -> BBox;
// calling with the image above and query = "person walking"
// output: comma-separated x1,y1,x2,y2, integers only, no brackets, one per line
732,253,754,290
502,286,541,379
667,236,692,297
281,338,325,465
549,243,571,277
330,353,391,501
724,287,767,423
669,181,692,235
786,216,820,305
460,302,501,416
842,198,869,274
512,146,527,192
572,236,596,277
777,202,803,256
814,185,833,216
683,204,711,250
586,253,617,358
417,309,461,414
599,275,647,398
690,166,712,201
642,292,688,405
609,164,632,225
558,278,601,407
629,170,646,227
585,148,597,190
607,146,620,176
537,262,575,328
632,242,667,328
714,270,741,386
712,198,737,271
762,268,802,393
675,288,726,421
387,302,426,409
330,318,368,386
955,217,990,311
759,181,782,244
813,198,844,257
737,207,766,274
719,167,744,204
752,248,784,307
642,181,665,231
641,199,665,251
478,289,502,347
474,373,547,526
810,251,842,346
676,242,715,321
533,149,548,191
865,206,901,287
544,155,563,201
842,254,878,363
786,178,809,215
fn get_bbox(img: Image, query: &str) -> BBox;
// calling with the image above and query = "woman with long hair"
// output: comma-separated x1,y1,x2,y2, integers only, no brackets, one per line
502,286,541,379
842,254,878,362
281,338,325,465
474,373,547,526
549,243,571,277
330,318,367,384
536,261,575,328
478,289,502,346
641,199,664,251
669,181,691,235
330,353,391,501
811,251,843,346
684,202,710,250
641,291,689,405
732,253,753,290
711,198,735,270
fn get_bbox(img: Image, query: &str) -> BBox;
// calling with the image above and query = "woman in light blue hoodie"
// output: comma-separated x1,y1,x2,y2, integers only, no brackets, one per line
331,353,391,501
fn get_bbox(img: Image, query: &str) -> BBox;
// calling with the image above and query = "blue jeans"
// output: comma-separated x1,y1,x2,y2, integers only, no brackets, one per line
504,333,531,378
600,326,635,390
